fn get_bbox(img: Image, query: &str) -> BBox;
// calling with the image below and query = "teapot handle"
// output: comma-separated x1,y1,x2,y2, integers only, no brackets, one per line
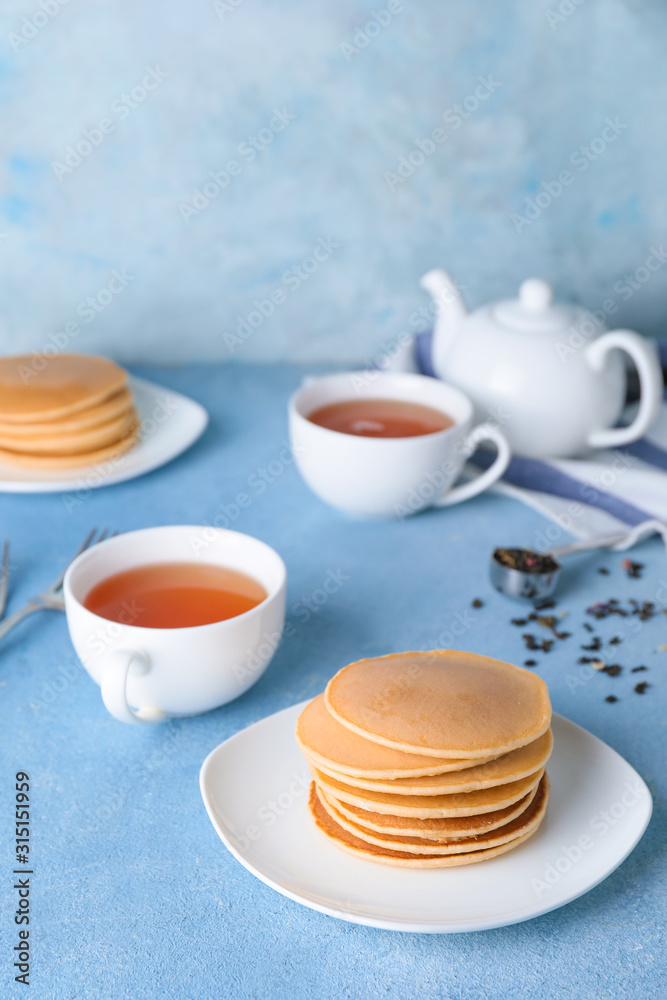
585,330,663,449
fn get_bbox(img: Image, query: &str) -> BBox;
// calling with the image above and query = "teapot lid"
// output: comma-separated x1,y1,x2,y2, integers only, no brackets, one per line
493,279,575,331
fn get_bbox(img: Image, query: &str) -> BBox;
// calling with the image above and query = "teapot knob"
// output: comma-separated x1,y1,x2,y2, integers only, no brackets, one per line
519,279,553,312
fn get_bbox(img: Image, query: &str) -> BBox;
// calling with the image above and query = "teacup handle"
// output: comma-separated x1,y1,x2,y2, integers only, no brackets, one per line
434,423,511,507
585,330,663,450
100,649,167,725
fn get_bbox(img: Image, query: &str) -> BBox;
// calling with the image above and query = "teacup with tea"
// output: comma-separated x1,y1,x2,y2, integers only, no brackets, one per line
289,371,511,518
63,526,287,724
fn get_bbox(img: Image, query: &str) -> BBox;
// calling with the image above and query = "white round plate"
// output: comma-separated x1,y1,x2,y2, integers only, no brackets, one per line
0,376,208,493
200,702,652,933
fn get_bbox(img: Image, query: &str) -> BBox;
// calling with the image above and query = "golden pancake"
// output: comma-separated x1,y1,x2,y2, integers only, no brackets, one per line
329,783,540,840
0,388,134,436
296,694,497,778
309,782,546,867
311,729,553,795
0,354,127,423
0,408,138,455
325,650,551,758
316,774,549,855
0,420,140,469
311,766,545,818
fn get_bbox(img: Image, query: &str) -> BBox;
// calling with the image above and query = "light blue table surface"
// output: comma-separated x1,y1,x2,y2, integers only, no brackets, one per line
0,364,664,1000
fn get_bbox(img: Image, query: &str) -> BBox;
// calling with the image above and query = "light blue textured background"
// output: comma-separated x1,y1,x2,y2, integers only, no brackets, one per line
0,363,664,999
1,0,667,363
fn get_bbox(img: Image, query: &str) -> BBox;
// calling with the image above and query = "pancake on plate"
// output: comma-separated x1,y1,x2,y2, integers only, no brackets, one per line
0,387,134,436
328,782,541,840
309,780,549,868
311,728,553,795
325,650,551,758
296,694,498,779
297,650,553,867
315,774,550,856
312,765,545,818
0,353,140,469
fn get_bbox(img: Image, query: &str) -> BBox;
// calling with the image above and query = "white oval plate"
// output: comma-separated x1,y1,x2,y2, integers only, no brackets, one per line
0,376,208,493
200,702,652,933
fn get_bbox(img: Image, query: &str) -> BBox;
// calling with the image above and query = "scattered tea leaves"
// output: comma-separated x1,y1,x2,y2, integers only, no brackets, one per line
587,601,628,619
622,558,643,579
534,615,570,640
522,633,554,653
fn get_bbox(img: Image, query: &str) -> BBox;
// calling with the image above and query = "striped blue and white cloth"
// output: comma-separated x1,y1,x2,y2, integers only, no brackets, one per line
392,332,667,543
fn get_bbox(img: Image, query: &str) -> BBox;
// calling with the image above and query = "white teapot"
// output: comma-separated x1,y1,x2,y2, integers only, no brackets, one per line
420,271,664,458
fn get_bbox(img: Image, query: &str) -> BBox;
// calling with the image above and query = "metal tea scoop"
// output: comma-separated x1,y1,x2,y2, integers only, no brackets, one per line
490,520,667,601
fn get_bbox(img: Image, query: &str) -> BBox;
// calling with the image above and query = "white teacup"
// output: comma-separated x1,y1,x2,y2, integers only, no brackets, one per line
288,371,511,518
63,526,287,724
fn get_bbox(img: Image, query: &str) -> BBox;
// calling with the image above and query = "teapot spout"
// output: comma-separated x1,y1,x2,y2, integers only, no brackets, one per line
419,269,467,371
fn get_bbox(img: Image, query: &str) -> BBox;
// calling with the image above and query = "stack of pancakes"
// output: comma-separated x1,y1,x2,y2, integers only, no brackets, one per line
296,651,552,867
0,354,139,469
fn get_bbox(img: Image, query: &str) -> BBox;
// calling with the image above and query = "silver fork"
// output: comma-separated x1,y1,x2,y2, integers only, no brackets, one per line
0,541,9,620
0,529,110,643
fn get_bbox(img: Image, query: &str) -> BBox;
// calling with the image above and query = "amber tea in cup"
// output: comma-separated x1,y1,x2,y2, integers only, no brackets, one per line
83,562,268,629
306,398,454,439
290,371,511,517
